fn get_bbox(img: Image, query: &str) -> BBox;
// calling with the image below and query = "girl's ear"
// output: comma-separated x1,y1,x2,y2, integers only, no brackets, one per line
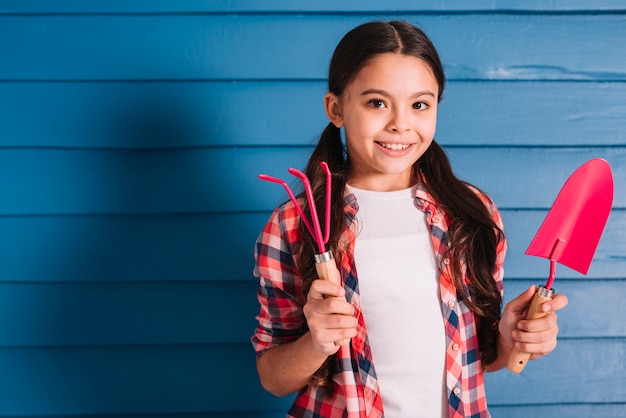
324,92,344,128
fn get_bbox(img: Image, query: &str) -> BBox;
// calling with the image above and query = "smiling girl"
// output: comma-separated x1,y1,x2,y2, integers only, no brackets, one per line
252,21,567,418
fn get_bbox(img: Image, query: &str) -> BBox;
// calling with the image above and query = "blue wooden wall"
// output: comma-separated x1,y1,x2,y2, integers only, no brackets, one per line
0,1,624,417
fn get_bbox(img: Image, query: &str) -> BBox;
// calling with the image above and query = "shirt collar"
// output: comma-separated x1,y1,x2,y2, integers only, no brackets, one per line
343,191,359,223
343,182,436,216
414,182,436,211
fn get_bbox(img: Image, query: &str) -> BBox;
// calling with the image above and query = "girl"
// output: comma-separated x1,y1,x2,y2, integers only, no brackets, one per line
252,20,567,418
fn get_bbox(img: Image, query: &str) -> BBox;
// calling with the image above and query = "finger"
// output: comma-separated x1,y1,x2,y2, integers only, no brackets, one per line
311,327,358,353
321,297,355,316
512,324,557,344
304,295,354,318
306,331,341,356
317,312,358,331
513,337,557,356
307,279,345,300
306,311,358,354
517,312,558,333
334,327,358,343
542,293,569,313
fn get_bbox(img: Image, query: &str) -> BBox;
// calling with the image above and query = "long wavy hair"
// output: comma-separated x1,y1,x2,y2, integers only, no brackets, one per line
297,20,504,392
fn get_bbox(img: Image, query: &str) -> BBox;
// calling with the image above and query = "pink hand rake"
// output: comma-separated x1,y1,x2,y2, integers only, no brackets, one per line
259,162,349,346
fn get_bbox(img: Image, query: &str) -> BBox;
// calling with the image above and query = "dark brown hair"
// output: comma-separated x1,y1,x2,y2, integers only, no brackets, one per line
298,20,503,392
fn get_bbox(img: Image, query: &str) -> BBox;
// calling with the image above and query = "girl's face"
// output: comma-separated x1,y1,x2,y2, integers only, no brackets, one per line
325,53,439,191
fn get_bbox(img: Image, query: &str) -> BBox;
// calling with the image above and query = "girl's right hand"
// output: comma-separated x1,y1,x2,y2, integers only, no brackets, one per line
303,279,358,356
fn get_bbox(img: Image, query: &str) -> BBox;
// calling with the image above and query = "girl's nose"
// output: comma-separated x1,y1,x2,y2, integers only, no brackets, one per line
388,110,411,133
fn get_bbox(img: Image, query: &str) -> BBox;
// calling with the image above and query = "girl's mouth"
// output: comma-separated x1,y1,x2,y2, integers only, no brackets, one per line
376,142,411,151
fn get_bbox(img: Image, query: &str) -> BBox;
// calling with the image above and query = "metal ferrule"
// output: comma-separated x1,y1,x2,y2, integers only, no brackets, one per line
314,251,334,264
537,285,555,299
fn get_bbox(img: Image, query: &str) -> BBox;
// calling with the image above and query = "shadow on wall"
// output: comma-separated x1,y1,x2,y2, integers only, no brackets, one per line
0,82,290,415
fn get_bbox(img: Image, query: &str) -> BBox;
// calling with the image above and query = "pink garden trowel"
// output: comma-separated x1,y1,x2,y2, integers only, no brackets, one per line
507,158,614,373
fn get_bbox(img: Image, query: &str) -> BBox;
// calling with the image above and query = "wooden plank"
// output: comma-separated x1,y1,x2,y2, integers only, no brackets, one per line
1,14,625,81
0,414,284,418
1,210,625,282
0,214,268,282
0,211,622,283
502,280,626,339
0,147,621,215
1,81,625,148
0,278,621,348
438,81,626,147
446,147,626,211
0,344,294,416
489,404,626,418
0,147,304,215
0,340,619,415
3,404,622,418
1,405,623,418
1,0,625,14
485,339,626,405
0,282,260,347
0,81,326,149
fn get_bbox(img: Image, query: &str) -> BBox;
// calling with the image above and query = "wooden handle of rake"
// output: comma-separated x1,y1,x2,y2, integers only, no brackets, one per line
315,251,350,347
507,286,555,374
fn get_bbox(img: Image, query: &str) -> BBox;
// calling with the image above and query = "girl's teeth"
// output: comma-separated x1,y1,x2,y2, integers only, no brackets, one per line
381,143,409,151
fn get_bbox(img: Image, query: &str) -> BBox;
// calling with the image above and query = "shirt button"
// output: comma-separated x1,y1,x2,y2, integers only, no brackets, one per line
447,300,455,308
417,198,425,205
443,258,450,266
452,343,460,351
432,215,440,223
453,387,461,396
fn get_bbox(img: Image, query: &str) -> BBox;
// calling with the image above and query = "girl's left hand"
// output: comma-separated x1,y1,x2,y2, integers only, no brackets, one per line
499,285,569,359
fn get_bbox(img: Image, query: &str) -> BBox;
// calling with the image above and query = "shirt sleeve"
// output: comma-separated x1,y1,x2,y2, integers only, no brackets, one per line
251,202,309,356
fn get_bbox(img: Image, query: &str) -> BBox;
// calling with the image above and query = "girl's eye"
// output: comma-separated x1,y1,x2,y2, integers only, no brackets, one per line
413,101,429,110
368,99,386,109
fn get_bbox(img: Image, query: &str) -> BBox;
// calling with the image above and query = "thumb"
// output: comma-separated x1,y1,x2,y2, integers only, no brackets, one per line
507,285,537,314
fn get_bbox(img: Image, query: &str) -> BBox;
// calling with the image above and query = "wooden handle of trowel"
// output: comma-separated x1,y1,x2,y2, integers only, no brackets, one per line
507,286,555,373
314,251,350,346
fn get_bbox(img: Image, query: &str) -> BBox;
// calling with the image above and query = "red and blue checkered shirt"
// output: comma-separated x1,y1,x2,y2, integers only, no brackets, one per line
252,183,507,417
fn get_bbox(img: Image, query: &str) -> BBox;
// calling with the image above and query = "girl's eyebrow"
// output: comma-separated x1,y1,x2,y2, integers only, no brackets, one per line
360,88,436,99
360,88,389,96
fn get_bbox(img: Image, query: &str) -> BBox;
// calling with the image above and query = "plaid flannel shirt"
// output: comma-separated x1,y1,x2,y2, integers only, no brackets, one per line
252,183,507,418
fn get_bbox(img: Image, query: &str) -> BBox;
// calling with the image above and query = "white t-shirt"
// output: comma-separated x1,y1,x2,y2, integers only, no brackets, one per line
349,184,447,418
